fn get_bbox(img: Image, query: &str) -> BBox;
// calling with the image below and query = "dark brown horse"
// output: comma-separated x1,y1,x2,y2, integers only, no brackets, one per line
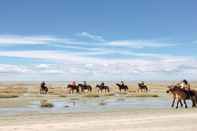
96,84,110,93
138,83,148,92
67,84,79,94
40,82,48,94
78,84,92,93
116,83,128,92
166,85,196,109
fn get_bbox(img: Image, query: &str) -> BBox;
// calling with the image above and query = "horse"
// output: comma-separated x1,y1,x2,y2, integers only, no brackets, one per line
40,83,48,95
96,84,110,93
166,85,197,109
67,84,79,94
78,83,92,93
116,83,128,92
138,83,148,92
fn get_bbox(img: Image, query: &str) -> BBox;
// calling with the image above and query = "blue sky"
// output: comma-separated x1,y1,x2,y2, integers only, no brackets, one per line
0,0,197,81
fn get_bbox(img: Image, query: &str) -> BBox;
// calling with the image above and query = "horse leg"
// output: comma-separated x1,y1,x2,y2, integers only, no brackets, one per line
171,97,175,107
180,100,183,107
176,99,180,109
46,88,48,94
183,99,188,108
191,97,196,107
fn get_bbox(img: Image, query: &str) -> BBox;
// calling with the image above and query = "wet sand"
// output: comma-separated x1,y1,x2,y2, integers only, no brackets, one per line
0,109,197,131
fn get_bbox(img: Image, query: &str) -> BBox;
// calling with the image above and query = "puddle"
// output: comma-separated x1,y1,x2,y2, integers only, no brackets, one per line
0,97,193,116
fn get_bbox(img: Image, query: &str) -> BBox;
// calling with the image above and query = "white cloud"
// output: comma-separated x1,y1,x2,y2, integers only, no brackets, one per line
0,35,66,45
77,32,105,42
0,64,32,74
0,50,197,80
109,40,176,49
36,64,50,69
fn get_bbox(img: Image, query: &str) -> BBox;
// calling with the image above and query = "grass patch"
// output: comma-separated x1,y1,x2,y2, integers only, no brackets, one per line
99,101,107,106
70,97,80,101
40,100,54,108
0,93,19,98
83,93,100,97
59,94,67,97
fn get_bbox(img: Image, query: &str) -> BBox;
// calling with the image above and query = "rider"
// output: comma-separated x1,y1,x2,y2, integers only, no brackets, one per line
83,81,87,86
72,81,76,86
121,81,125,86
101,82,105,87
41,81,46,88
180,79,192,97
179,79,190,90
140,81,145,86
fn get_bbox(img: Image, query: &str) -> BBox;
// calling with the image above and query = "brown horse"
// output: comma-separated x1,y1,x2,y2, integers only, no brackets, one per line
166,85,196,109
138,83,148,92
96,84,110,93
67,84,79,94
78,84,92,93
116,83,128,92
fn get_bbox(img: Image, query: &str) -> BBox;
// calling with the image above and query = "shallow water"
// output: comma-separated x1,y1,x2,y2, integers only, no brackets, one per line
0,97,193,116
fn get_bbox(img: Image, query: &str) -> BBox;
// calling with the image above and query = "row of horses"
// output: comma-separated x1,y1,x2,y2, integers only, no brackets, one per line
66,83,148,94
40,82,149,94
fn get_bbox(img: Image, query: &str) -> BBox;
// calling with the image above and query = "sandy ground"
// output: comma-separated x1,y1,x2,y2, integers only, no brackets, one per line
0,109,197,131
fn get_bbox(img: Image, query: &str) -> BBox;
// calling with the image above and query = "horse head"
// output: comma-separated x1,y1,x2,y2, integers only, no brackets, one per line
116,83,121,87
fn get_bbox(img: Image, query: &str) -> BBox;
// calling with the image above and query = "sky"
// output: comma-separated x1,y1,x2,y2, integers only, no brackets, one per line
0,0,197,81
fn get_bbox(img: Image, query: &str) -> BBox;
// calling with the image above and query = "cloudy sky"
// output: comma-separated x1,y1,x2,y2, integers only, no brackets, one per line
0,0,197,81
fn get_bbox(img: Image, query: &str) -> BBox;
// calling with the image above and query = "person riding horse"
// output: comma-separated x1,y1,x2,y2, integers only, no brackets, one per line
78,81,92,93
67,81,79,93
96,82,110,93
116,81,128,92
40,81,48,94
138,81,148,92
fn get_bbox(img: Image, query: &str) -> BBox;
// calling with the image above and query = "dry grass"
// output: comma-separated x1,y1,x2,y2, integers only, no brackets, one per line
0,86,27,98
